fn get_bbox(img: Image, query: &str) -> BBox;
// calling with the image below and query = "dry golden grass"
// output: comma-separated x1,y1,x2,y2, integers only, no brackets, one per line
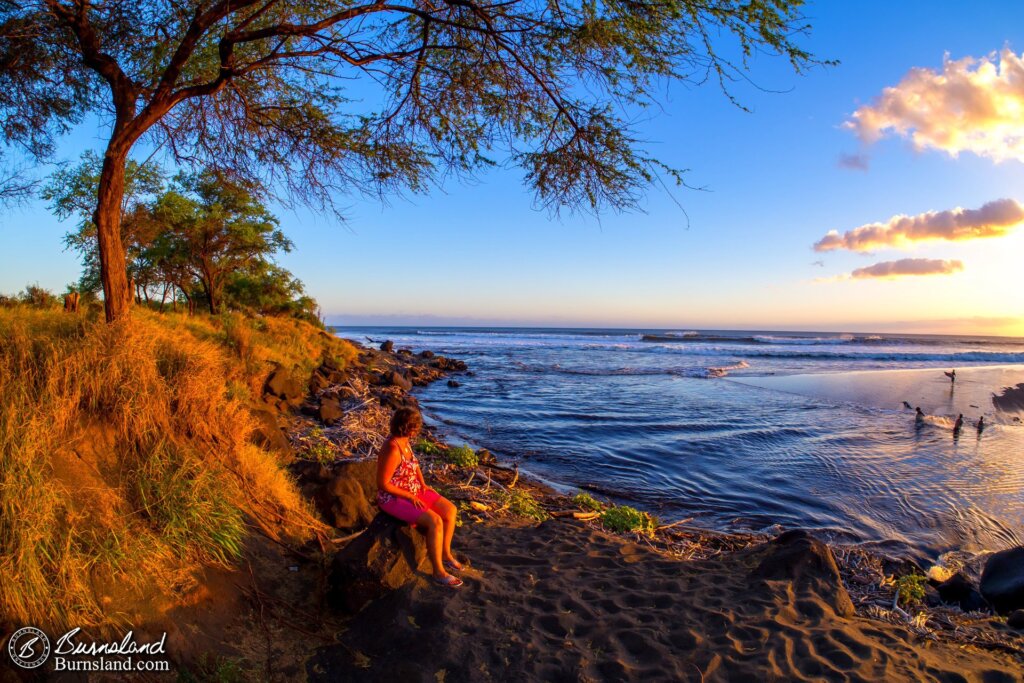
0,306,357,631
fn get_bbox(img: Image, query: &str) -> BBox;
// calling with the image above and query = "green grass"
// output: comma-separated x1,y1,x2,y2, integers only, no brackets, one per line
600,505,657,535
445,444,479,468
571,491,603,512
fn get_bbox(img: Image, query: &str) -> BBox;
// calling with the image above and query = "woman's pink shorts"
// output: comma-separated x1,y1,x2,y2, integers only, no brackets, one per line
379,488,442,524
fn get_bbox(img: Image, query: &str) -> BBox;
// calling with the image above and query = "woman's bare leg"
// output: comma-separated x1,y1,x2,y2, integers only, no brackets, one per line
416,510,447,578
431,496,459,562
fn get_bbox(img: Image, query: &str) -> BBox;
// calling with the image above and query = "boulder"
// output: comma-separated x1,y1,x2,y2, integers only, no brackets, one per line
419,350,435,359
477,449,496,466
318,361,347,385
447,379,461,388
317,398,345,426
377,393,404,410
328,513,429,613
397,348,412,356
937,573,987,611
309,369,331,394
750,530,854,617
1008,609,1024,630
323,386,359,403
980,546,1024,614
384,370,413,392
264,367,304,402
380,340,394,353
924,585,942,607
323,475,374,531
314,458,380,531
249,403,291,454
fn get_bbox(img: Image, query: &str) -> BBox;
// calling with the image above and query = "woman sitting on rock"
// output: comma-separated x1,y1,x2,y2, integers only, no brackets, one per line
377,407,464,588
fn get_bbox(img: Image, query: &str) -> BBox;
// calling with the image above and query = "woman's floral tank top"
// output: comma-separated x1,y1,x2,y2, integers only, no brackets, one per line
377,443,422,506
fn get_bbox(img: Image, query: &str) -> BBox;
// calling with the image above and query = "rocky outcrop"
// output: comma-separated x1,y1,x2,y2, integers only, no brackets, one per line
980,546,1024,614
432,356,467,372
936,573,987,612
383,370,413,392
327,513,429,613
380,340,394,353
751,530,854,617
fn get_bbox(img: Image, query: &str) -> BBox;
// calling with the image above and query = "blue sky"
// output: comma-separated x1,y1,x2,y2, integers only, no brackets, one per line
3,0,1024,334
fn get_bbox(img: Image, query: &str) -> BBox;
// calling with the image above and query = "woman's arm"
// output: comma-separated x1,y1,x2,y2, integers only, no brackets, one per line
415,458,428,488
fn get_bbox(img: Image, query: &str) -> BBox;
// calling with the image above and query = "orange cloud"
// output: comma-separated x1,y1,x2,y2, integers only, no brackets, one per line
814,198,1024,252
845,49,1024,162
849,258,963,279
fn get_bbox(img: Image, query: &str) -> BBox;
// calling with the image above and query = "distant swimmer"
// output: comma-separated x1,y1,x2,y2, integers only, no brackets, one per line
915,407,925,425
953,413,964,435
903,401,913,409
944,369,956,383
977,416,986,432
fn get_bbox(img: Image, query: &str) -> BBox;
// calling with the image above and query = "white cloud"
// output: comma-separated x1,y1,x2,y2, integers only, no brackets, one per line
849,258,964,279
814,198,1024,252
846,49,1024,162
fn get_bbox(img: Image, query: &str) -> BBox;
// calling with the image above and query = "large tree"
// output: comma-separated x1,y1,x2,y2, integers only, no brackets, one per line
1,0,821,322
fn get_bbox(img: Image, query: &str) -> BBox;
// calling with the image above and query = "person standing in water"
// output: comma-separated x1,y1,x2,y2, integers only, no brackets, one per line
915,407,925,425
945,369,956,383
953,414,964,436
977,415,986,433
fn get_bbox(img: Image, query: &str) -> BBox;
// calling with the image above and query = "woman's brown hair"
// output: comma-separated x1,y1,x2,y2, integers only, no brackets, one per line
390,407,422,438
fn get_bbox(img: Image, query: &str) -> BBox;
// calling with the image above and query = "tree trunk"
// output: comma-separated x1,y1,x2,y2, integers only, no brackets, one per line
94,147,133,323
208,286,219,315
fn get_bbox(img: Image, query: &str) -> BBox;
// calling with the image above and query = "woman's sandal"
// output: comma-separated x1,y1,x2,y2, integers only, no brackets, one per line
443,559,465,573
433,574,464,589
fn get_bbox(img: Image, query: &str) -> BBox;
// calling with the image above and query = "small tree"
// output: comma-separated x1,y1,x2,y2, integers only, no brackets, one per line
151,170,291,315
224,261,319,323
2,0,822,323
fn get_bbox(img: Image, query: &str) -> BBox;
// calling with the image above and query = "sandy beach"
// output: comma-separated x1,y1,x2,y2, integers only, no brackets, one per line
309,519,1021,682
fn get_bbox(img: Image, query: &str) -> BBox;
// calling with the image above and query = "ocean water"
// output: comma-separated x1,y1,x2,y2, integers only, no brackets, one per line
334,327,1024,563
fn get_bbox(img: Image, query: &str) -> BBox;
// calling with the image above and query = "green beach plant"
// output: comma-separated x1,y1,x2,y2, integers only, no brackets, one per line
445,444,479,468
572,492,603,512
601,505,658,536
413,438,446,457
502,489,549,522
301,427,336,464
895,573,928,607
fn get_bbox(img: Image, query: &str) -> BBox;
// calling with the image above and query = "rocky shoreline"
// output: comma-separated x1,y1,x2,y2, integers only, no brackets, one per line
242,336,1023,680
